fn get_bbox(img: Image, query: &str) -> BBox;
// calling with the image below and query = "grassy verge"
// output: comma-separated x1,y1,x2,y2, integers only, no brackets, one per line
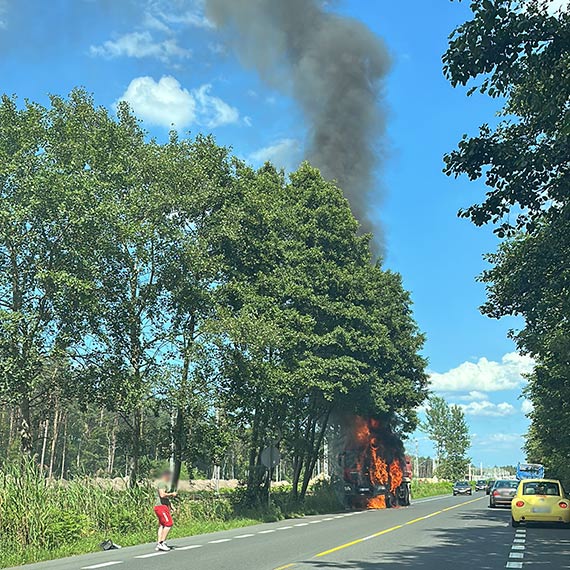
411,480,453,498
0,463,341,568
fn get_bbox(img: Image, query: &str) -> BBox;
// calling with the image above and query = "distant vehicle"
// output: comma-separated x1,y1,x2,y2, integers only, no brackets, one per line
489,480,518,508
516,463,545,480
486,480,495,495
475,480,487,492
511,479,570,527
453,481,472,496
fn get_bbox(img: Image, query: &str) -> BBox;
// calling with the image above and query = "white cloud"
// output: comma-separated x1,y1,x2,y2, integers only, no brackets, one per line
90,31,191,63
521,399,534,415
248,138,302,172
193,84,239,128
117,76,239,130
459,400,516,417
430,352,534,393
477,433,523,448
458,390,489,402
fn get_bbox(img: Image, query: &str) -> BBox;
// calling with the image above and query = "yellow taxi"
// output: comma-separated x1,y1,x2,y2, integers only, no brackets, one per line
511,479,570,527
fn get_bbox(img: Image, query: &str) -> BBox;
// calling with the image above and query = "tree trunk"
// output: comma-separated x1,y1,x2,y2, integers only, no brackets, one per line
40,419,49,473
60,414,68,480
48,406,60,479
129,406,142,488
19,395,33,455
300,408,331,500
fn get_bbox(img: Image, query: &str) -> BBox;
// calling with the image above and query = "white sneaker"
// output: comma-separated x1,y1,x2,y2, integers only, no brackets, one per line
157,542,170,552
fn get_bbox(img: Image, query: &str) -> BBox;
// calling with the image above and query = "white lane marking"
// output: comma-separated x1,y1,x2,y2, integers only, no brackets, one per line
513,539,526,543
209,538,232,544
81,560,123,570
235,533,256,538
277,526,293,531
309,520,322,524
506,563,523,569
509,553,524,559
512,545,525,550
176,545,203,551
334,515,344,519
135,552,166,559
294,523,309,527
258,529,276,534
322,517,334,521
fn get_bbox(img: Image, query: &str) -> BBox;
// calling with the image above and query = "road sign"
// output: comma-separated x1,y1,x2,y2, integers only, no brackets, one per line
261,446,281,469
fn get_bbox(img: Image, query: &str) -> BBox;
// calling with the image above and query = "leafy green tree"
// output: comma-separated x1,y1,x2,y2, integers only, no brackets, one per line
444,1,570,482
0,91,100,453
423,396,470,480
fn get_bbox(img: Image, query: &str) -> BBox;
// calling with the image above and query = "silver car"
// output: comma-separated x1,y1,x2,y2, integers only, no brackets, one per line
489,480,518,508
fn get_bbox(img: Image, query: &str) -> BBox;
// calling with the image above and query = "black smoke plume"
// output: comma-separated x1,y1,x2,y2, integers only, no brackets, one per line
204,0,390,250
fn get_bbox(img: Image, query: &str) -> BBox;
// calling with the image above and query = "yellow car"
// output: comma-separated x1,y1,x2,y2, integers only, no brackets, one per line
511,479,570,527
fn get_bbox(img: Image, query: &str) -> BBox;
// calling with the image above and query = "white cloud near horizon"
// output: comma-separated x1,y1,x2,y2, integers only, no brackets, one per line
90,31,192,63
430,352,534,393
117,76,239,130
458,400,516,417
248,138,302,172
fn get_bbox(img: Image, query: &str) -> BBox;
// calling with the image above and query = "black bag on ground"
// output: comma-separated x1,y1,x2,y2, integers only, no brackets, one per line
100,539,122,551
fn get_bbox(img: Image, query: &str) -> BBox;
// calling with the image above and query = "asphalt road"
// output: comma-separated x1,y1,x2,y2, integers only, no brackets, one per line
10,493,570,570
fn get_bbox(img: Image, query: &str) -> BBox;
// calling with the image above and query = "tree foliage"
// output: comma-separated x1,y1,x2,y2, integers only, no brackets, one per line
444,0,570,482
0,89,428,500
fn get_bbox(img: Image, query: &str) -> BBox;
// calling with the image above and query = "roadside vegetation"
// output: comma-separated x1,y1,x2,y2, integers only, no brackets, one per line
1,461,454,568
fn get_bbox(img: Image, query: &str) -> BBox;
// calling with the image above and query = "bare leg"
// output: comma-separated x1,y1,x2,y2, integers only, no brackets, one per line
161,525,172,543
157,525,164,543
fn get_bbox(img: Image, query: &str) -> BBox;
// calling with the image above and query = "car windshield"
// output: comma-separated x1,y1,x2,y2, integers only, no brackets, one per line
495,481,518,489
522,482,561,496
477,480,485,484
455,482,469,487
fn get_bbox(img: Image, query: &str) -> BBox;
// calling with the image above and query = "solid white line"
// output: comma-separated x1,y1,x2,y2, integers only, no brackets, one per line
135,552,166,559
235,534,255,538
81,560,123,570
209,538,232,544
258,529,276,534
176,545,203,551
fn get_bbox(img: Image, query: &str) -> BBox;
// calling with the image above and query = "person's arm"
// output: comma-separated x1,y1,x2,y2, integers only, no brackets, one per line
158,486,177,499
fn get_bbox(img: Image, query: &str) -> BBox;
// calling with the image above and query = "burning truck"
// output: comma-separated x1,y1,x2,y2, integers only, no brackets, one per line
338,416,413,509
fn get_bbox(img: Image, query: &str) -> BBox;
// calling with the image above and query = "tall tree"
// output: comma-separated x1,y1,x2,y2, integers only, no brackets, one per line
444,0,570,481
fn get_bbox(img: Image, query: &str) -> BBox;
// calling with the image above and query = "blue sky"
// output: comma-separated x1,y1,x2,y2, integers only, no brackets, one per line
0,0,538,466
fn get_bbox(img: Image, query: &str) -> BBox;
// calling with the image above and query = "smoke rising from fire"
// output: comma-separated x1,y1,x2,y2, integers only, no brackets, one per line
204,0,391,249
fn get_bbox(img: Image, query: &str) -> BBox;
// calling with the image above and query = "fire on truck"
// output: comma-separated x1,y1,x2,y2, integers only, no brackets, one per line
339,416,413,509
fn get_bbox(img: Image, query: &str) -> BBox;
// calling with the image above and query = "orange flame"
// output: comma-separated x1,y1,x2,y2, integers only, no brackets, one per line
390,460,403,494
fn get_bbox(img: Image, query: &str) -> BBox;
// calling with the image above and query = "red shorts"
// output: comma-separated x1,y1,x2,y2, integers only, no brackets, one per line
154,505,173,527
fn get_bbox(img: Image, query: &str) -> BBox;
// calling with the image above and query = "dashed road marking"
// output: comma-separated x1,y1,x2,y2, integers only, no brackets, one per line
277,526,293,530
259,529,276,534
81,560,123,570
209,538,232,544
176,545,203,550
294,523,309,527
506,563,523,569
510,552,524,559
135,552,166,559
513,539,526,544
512,545,525,550
235,534,255,538
309,520,322,524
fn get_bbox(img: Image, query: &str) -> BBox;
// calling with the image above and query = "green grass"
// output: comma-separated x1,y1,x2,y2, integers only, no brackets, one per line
0,461,342,568
411,480,454,498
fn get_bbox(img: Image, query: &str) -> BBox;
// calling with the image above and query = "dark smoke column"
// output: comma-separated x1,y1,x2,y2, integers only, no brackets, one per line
205,0,391,248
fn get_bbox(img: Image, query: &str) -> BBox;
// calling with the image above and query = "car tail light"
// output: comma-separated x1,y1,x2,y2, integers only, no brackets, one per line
493,491,500,496
515,501,525,508
559,502,568,509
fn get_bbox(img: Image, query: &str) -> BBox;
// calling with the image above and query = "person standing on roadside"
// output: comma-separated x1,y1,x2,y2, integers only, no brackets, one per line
154,469,177,551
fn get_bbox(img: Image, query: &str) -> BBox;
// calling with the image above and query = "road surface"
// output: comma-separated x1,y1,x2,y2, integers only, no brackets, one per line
10,494,570,570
